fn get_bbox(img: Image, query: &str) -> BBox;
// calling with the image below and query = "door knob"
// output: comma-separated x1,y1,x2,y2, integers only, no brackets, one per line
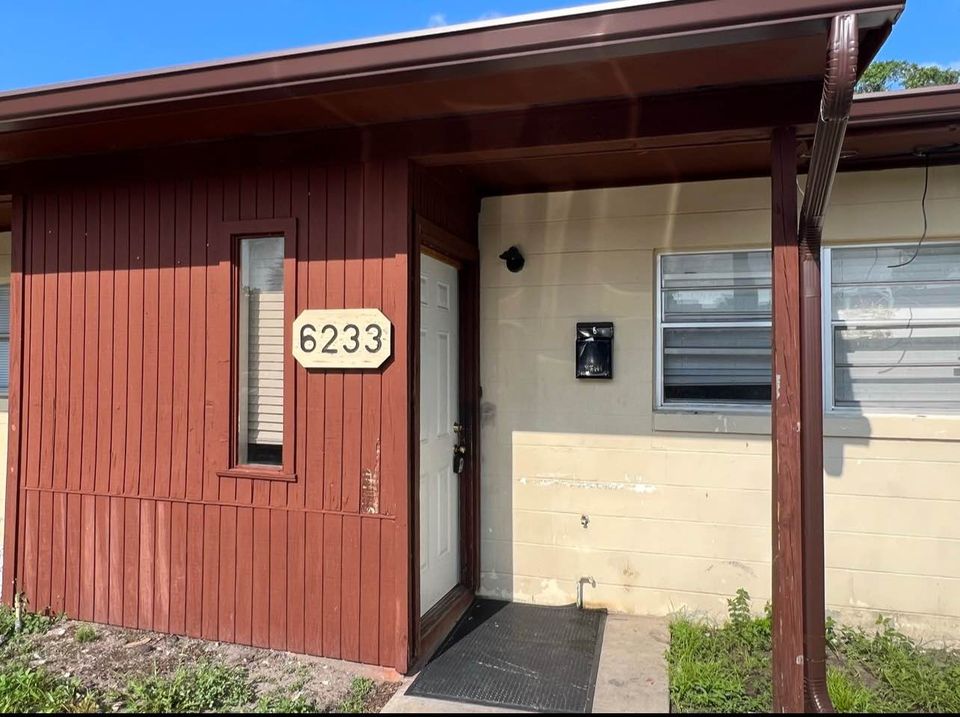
452,423,467,474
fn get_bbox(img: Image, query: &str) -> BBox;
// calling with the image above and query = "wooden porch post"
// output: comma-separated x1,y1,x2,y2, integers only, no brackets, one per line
770,126,805,713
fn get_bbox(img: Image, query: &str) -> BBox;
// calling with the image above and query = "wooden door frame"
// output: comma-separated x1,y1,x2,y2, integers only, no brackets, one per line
409,214,481,667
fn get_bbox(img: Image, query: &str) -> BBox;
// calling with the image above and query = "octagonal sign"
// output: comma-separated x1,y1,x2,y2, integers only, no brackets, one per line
292,308,392,369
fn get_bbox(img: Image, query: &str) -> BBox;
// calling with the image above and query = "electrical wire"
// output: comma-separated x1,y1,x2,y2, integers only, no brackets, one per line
887,154,930,269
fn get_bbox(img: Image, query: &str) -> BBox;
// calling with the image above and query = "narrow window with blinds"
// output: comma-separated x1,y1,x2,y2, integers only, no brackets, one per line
827,242,960,411
659,250,772,407
238,236,285,466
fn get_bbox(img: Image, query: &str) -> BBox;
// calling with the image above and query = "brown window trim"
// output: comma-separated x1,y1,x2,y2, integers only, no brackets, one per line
217,467,297,483
219,217,298,483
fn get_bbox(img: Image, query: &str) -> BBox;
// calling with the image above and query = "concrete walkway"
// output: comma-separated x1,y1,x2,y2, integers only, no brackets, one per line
381,613,670,714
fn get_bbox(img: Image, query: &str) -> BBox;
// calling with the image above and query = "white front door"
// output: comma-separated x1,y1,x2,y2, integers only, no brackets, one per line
419,253,460,616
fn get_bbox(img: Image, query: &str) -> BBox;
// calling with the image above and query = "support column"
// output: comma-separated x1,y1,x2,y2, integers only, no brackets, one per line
770,126,805,713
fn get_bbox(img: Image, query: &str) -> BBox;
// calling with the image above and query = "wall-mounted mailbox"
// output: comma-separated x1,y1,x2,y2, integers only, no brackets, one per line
576,322,614,379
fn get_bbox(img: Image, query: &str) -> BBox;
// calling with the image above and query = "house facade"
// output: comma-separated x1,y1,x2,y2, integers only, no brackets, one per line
478,165,960,639
0,0,955,691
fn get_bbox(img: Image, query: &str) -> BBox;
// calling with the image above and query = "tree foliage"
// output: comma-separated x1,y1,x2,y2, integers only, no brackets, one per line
856,60,960,94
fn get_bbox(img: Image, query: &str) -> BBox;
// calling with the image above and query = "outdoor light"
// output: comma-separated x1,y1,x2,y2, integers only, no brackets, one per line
499,246,525,272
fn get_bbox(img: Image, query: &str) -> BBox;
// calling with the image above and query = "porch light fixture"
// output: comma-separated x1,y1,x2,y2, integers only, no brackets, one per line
499,246,525,272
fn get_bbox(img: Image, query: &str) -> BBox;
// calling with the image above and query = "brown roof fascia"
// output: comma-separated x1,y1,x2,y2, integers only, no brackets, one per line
851,85,960,127
0,0,903,130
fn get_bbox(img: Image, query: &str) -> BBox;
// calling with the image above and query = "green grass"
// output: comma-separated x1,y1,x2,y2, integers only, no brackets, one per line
0,661,99,713
74,624,98,644
0,603,386,713
119,661,255,713
827,667,883,713
0,601,59,642
829,619,960,713
337,677,376,714
667,590,771,713
668,589,960,713
256,690,320,713
0,655,349,714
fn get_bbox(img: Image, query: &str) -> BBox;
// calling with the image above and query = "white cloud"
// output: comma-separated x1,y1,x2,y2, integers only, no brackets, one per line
427,10,504,29
916,60,960,70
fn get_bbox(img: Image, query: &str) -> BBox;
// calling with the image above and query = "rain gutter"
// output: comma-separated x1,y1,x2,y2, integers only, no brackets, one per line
797,12,859,715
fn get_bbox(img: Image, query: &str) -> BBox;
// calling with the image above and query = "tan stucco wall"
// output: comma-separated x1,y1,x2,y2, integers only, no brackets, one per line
478,166,960,639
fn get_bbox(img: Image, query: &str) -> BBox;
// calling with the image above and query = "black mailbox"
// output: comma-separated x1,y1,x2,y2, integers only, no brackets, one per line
576,322,614,379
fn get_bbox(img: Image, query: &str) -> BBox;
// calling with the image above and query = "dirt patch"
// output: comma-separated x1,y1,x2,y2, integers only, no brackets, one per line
16,619,400,712
363,680,401,713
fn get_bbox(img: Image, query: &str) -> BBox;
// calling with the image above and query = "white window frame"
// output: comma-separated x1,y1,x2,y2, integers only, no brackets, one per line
822,240,960,415
655,247,772,414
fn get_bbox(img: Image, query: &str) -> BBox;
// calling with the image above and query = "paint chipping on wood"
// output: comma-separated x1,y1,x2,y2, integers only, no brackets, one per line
361,439,381,514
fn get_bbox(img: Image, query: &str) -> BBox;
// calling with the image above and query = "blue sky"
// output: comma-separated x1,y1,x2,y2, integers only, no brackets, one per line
0,0,956,91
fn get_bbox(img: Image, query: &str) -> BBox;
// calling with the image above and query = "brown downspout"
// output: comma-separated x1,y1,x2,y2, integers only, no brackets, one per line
798,13,859,714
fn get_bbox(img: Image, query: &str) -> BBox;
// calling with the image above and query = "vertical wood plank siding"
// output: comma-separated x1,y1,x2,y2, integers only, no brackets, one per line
3,159,412,672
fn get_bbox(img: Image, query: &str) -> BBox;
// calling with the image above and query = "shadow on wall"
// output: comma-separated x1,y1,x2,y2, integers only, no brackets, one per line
475,177,893,619
825,416,872,478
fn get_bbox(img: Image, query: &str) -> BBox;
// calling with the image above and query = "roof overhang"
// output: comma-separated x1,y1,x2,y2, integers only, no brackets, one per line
433,86,960,195
832,85,960,173
0,0,903,167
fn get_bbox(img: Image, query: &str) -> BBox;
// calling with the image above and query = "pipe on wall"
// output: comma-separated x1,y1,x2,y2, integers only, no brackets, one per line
797,13,859,715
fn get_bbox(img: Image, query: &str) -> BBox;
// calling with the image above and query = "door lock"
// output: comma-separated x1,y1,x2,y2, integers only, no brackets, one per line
453,423,467,474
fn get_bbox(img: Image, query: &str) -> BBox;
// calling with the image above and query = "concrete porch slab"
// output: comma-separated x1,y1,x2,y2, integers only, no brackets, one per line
592,614,671,713
381,613,670,714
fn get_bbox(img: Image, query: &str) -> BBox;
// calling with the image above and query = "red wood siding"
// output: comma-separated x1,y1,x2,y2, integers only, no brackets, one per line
2,159,412,672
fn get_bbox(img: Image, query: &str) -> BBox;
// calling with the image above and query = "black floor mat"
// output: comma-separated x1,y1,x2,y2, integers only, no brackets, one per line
407,599,606,713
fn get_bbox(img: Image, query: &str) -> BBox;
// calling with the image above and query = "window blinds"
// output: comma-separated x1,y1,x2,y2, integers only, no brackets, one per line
238,236,284,465
829,243,960,409
660,250,772,405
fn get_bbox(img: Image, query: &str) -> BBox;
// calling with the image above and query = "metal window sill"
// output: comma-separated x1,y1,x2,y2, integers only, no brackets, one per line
654,410,770,435
653,410,960,441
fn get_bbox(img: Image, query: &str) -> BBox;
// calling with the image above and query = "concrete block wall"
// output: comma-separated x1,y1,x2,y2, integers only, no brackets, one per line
477,167,960,639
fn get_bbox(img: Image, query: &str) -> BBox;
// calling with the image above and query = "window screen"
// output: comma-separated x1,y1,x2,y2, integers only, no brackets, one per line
238,236,284,466
659,251,771,406
828,243,960,410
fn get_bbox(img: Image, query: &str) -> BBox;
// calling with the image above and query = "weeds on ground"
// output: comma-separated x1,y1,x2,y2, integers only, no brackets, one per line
74,624,98,644
826,667,883,713
0,600,59,643
256,689,320,713
337,677,375,713
0,604,101,712
668,589,771,713
0,660,99,713
828,618,960,713
120,661,254,713
668,589,960,713
0,604,384,714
